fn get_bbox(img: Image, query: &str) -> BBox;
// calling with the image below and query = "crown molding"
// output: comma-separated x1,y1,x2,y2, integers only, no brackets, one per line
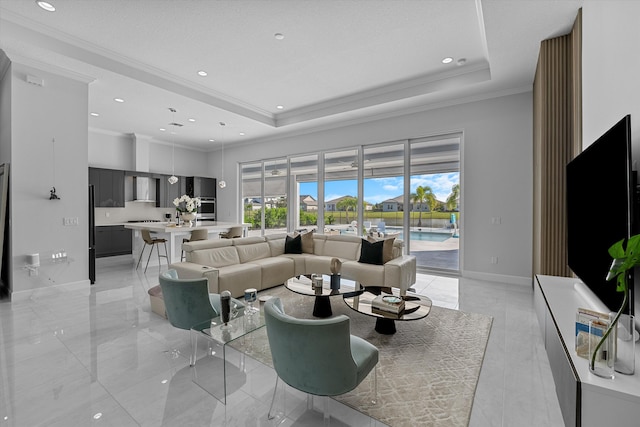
2,48,95,84
274,61,491,127
1,14,275,126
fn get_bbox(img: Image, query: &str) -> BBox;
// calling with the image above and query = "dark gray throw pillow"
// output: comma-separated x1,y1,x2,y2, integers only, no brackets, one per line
285,234,303,254
359,238,384,265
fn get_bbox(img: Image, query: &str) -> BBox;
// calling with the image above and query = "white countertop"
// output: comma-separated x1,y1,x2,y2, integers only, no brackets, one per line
123,221,248,233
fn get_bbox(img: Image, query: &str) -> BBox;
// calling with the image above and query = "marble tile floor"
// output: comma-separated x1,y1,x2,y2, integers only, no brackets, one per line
0,256,564,426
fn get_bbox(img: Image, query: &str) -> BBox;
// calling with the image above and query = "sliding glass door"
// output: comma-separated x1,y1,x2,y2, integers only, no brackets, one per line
409,135,460,272
363,142,405,238
238,133,461,274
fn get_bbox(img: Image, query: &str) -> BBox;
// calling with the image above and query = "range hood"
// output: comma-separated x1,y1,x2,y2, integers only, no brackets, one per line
133,176,156,202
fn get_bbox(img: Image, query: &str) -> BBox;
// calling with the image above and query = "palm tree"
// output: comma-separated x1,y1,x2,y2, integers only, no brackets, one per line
411,186,434,227
336,196,358,223
446,184,460,211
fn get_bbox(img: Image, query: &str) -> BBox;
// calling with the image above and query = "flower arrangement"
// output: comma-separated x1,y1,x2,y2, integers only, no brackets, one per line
173,194,201,213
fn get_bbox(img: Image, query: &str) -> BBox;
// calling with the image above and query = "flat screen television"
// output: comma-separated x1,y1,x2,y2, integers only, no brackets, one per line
567,115,635,315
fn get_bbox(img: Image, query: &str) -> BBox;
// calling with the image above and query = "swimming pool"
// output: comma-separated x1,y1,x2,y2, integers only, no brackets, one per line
385,228,453,242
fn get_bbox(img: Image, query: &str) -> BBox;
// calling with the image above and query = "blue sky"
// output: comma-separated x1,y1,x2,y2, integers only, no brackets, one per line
300,172,459,204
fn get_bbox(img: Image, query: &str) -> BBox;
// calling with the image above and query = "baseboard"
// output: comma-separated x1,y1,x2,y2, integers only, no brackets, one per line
10,279,91,302
462,270,532,287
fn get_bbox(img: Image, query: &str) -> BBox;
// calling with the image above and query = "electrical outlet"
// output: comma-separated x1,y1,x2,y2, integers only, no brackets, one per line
490,256,498,264
63,217,79,226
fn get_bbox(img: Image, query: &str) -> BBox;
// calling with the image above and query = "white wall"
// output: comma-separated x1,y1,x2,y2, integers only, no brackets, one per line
88,130,212,177
10,62,89,297
217,92,533,283
88,129,134,170
582,0,640,321
582,1,640,160
0,54,11,164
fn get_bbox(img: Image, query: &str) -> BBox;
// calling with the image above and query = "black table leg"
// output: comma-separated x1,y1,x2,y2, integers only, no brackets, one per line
375,318,397,334
313,295,332,318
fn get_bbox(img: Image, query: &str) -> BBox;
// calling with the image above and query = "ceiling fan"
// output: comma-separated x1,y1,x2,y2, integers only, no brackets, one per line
340,159,370,168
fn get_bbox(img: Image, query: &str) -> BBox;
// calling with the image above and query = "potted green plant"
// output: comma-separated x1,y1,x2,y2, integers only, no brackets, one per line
590,235,639,373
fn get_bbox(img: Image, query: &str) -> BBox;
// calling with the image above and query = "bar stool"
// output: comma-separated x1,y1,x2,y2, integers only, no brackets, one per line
219,226,243,239
136,229,168,273
181,228,209,261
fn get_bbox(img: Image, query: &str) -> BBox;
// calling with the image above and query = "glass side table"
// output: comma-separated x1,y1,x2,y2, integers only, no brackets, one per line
190,311,265,404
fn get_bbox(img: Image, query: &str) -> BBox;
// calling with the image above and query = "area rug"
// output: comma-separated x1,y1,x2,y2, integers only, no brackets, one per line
230,285,493,427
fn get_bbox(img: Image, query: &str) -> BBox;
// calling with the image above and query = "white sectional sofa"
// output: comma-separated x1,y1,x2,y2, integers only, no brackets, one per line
170,233,416,298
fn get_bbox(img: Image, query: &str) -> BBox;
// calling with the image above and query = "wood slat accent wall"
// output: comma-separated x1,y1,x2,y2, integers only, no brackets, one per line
533,9,582,277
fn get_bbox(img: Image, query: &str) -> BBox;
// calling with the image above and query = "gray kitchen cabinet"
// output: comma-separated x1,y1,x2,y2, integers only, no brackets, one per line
89,167,125,207
95,226,132,258
159,175,186,208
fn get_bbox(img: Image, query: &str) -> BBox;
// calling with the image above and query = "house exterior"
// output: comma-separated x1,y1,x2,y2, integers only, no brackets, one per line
382,196,404,212
300,195,317,211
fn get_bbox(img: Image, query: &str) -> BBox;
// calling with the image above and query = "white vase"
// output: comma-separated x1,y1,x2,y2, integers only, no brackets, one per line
181,212,196,227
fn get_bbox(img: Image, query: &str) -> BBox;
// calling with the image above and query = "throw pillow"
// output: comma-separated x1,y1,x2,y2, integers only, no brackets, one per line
367,235,395,264
300,230,315,254
358,238,384,265
284,234,302,254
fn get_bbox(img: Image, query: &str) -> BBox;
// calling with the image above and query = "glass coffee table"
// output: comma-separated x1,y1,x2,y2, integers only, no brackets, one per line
285,275,363,318
343,289,432,334
190,311,265,404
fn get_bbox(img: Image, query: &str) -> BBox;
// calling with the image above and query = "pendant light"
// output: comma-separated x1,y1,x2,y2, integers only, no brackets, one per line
168,107,178,185
218,121,227,189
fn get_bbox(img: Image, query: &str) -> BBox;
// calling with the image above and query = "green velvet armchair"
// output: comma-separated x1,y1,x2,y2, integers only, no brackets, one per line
159,269,244,365
263,297,378,421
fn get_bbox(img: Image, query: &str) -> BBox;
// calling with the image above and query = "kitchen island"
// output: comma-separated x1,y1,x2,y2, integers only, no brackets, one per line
124,221,250,266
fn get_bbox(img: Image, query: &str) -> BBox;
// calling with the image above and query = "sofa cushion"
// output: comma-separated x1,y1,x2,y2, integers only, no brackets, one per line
342,260,386,287
358,238,384,265
266,233,287,256
278,253,309,276
251,257,295,287
218,263,262,296
191,246,240,268
367,235,396,264
236,241,271,263
321,235,361,260
285,234,302,254
306,255,345,275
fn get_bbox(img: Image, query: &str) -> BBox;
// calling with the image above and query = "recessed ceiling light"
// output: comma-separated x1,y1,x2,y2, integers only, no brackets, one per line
159,128,166,132
197,70,208,77
276,105,284,110
442,57,453,64
239,132,245,136
188,118,196,122
274,33,284,40
90,112,99,117
36,1,56,12
209,139,215,142
93,413,102,420
457,58,467,66
114,98,124,103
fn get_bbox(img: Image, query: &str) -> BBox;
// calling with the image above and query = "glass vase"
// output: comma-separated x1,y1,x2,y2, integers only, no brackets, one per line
588,318,615,379
615,314,635,375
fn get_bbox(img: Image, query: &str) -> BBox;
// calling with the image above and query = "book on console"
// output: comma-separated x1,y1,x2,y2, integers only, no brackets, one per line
575,307,610,359
372,295,405,314
372,306,404,318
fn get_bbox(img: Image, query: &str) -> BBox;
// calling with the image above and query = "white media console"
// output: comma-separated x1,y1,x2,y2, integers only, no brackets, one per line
534,275,640,427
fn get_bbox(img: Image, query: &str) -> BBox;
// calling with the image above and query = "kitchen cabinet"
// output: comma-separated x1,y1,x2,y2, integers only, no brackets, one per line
158,175,187,208
186,176,217,199
89,167,125,207
95,226,132,258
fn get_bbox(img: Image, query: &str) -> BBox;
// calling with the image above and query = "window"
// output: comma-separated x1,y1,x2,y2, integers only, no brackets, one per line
239,132,461,273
